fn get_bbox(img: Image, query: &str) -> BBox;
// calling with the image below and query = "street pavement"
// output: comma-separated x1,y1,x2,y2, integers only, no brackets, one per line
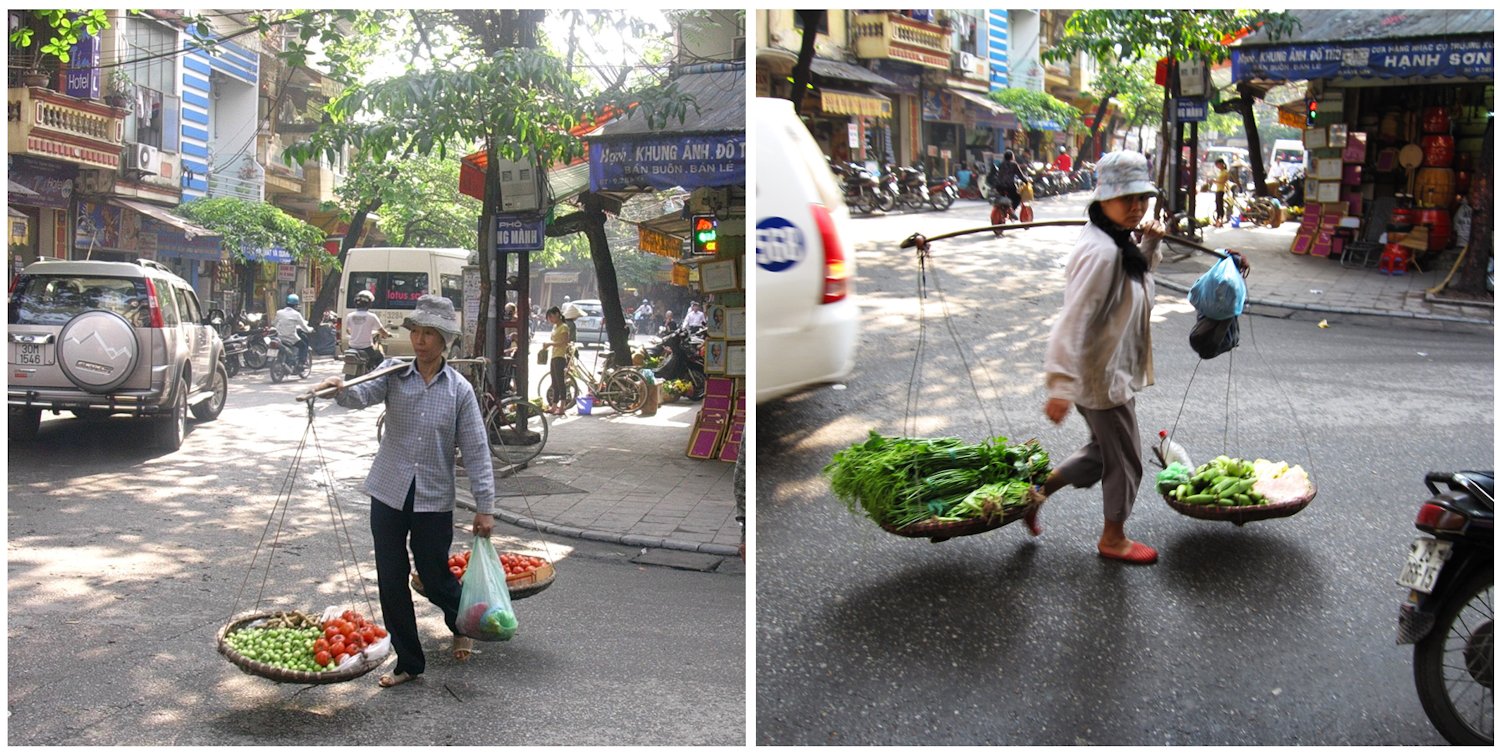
754,192,1493,745
465,340,742,559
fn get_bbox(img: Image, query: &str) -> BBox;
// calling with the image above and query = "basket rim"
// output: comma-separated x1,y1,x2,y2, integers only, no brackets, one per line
216,610,386,685
411,557,556,600
879,499,1037,540
1162,483,1317,522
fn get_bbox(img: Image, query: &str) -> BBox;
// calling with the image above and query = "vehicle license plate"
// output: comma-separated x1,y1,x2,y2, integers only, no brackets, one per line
15,342,47,366
1395,537,1453,594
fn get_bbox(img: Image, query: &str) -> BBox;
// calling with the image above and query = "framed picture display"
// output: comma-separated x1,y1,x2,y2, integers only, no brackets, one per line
725,307,746,340
705,304,727,338
699,259,738,293
725,344,745,376
704,338,728,374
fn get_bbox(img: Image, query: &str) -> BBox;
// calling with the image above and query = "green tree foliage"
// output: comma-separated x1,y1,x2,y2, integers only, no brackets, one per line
329,150,480,250
172,198,327,267
8,10,110,69
1044,10,1299,66
990,88,1083,133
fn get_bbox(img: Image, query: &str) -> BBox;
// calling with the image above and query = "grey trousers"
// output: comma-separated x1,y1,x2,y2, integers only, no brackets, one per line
1054,398,1143,523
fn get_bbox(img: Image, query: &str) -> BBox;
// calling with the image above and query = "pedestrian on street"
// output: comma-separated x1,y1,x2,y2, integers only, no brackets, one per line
313,294,497,687
1210,158,1232,228
544,306,572,415
1029,150,1166,565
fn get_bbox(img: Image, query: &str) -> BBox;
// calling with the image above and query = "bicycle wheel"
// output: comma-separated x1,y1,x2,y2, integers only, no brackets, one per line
599,369,647,414
486,397,548,465
537,371,579,410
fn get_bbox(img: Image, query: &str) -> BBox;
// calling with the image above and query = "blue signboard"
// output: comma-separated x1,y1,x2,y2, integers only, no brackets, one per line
1175,97,1208,123
493,214,546,252
1234,37,1494,82
65,33,100,100
589,134,745,192
756,217,804,273
244,246,294,263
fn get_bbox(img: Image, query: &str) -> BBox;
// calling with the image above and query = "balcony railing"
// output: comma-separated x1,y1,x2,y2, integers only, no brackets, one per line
7,86,126,171
207,155,265,202
852,12,952,70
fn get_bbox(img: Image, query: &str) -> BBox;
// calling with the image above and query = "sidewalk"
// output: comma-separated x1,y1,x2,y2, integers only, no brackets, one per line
1153,219,1494,328
456,397,741,557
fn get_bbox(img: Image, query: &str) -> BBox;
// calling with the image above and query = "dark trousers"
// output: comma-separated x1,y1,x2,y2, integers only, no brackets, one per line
370,482,462,676
549,356,568,404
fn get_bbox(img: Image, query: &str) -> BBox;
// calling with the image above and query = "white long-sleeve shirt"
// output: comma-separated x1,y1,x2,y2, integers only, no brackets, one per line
1043,223,1162,410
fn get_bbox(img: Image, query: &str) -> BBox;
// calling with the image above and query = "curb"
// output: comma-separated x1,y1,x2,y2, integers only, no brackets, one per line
1155,277,1494,327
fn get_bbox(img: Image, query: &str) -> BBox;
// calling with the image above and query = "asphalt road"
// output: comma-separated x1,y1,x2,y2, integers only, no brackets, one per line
755,194,1494,745
7,360,744,746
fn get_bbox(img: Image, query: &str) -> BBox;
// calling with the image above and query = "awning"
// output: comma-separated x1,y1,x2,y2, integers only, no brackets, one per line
1232,9,1495,83
809,57,898,88
8,180,40,198
948,89,1020,130
818,88,892,118
110,198,218,240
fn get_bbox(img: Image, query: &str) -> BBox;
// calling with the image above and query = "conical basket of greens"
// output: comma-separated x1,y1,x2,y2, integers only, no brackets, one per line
824,431,1051,542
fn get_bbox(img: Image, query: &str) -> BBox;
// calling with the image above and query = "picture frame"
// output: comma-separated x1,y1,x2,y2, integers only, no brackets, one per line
725,307,746,340
704,338,728,374
705,304,727,338
1305,126,1327,150
725,344,745,377
699,259,738,293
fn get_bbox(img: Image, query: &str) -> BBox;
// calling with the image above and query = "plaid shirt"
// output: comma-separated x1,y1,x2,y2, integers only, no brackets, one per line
335,359,495,515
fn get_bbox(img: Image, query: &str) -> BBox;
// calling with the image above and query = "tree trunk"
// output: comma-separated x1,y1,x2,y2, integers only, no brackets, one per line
789,10,824,115
580,193,631,368
1081,91,1116,160
1237,81,1269,197
1451,117,1492,295
309,200,379,324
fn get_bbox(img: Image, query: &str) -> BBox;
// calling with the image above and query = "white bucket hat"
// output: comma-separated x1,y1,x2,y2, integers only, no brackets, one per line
402,294,461,344
1092,150,1157,203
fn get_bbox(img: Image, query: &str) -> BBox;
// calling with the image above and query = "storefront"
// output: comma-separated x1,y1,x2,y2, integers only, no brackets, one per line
755,53,897,167
1234,10,1494,263
7,157,78,267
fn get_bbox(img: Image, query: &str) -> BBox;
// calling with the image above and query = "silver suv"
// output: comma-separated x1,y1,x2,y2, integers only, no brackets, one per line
8,258,228,451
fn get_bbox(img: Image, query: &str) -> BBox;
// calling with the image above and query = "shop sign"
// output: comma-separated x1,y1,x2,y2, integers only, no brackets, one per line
590,133,745,192
65,32,100,100
493,213,545,252
543,271,580,284
639,226,684,259
1233,37,1494,82
278,264,297,282
244,245,294,263
8,156,79,210
1175,98,1208,123
922,90,960,123
1279,108,1308,129
820,90,892,118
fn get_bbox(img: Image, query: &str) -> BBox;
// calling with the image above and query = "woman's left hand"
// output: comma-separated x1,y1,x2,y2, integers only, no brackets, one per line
1137,219,1166,242
472,513,494,538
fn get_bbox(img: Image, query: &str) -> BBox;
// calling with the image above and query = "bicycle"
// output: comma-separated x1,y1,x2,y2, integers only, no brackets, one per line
538,345,648,415
375,357,549,466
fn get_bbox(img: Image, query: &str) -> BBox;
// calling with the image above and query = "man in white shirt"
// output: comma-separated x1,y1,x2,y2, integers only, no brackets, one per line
344,289,391,370
273,294,313,368
682,301,706,328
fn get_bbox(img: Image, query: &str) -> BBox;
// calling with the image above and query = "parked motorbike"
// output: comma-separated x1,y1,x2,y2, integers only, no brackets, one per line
268,331,313,383
1396,470,1493,746
832,160,894,214
649,325,707,400
1276,165,1305,207
343,333,386,379
221,330,251,378
238,312,272,371
926,173,958,211
884,162,931,211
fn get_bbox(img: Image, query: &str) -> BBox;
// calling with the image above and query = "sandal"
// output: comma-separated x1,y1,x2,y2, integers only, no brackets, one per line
1097,540,1158,565
452,635,474,662
378,671,419,688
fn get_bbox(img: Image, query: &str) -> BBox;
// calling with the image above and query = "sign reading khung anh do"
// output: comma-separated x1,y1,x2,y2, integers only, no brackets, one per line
1234,38,1494,82
590,134,745,192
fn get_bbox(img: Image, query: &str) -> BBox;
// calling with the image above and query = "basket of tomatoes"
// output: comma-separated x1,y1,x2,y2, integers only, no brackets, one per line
411,548,556,601
216,608,390,684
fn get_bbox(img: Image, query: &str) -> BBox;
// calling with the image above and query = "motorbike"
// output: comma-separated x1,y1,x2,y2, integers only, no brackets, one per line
221,330,251,378
1276,164,1305,207
648,325,707,400
884,162,931,211
1396,470,1493,745
832,160,894,214
342,333,386,379
238,313,272,371
926,173,958,211
268,330,314,383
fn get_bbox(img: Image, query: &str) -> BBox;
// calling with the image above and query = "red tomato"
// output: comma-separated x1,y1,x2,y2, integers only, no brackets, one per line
373,626,387,638
333,651,348,664
342,610,357,622
450,565,464,578
315,650,332,667
330,633,346,647
324,625,340,641
313,638,329,653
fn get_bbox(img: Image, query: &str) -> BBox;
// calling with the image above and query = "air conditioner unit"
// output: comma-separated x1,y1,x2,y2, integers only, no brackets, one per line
957,52,986,78
124,143,161,176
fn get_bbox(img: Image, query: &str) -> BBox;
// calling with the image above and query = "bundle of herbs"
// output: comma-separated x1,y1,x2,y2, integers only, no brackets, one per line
824,431,1051,530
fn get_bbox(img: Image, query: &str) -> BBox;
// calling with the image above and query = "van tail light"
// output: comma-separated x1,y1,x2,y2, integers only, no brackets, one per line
1415,502,1469,533
811,204,848,304
8,274,20,295
142,277,165,328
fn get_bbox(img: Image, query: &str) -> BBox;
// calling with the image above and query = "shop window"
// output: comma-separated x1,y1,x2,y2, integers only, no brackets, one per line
123,16,178,151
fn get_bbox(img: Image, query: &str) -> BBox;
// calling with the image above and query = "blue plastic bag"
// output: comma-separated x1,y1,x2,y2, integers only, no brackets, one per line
1188,254,1247,320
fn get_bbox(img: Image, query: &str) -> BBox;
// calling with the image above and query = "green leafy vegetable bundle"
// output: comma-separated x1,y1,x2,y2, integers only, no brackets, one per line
824,431,1051,529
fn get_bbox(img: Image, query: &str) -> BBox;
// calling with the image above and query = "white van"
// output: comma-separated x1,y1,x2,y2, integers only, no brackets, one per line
1269,139,1306,181
755,97,859,403
337,246,470,357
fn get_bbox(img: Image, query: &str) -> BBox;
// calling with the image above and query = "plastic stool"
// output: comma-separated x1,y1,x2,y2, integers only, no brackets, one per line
1378,244,1410,275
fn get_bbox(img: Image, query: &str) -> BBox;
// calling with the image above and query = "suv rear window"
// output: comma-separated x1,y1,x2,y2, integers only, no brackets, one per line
346,272,429,310
9,275,150,326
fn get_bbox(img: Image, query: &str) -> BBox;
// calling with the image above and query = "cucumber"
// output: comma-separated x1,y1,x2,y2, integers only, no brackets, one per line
1183,493,1216,504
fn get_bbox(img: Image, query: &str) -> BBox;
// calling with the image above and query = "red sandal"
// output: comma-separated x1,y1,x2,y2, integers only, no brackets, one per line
1098,541,1158,565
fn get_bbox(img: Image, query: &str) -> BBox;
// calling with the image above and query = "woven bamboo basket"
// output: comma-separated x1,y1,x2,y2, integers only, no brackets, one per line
1163,484,1317,526
411,557,556,600
877,491,1042,543
216,611,387,684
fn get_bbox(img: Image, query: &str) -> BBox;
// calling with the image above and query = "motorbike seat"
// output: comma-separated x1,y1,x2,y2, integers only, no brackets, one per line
1454,471,1494,509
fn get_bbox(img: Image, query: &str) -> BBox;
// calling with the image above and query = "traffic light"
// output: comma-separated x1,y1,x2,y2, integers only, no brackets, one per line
691,214,719,256
1306,97,1318,127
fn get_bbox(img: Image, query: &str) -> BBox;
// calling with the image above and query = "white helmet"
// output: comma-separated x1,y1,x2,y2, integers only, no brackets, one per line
355,290,375,305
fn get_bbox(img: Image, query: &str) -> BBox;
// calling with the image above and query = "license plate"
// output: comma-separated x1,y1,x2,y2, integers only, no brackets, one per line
13,342,48,366
1396,537,1453,594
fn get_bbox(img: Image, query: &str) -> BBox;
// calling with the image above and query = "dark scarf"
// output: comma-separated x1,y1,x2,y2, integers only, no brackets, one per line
1088,201,1148,281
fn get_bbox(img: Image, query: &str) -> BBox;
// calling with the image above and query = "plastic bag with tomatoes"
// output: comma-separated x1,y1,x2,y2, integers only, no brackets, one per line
455,536,518,642
316,606,392,668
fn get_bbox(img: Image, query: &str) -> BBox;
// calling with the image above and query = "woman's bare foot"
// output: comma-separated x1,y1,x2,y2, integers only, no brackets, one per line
379,671,419,688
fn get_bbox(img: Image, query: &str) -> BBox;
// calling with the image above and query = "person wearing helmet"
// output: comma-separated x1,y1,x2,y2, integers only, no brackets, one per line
1053,145,1072,174
273,293,313,369
345,289,391,372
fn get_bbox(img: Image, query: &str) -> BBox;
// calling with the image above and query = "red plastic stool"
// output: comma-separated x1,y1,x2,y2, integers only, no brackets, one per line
1378,244,1410,275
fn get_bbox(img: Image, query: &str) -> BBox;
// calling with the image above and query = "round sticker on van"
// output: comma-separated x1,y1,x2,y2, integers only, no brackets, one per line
756,217,805,273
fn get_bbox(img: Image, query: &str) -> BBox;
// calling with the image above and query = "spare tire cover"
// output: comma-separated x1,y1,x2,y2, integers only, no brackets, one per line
57,310,141,393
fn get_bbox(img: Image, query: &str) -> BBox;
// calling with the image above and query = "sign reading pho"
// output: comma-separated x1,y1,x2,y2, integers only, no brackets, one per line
1175,98,1208,123
589,134,746,192
492,214,545,252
